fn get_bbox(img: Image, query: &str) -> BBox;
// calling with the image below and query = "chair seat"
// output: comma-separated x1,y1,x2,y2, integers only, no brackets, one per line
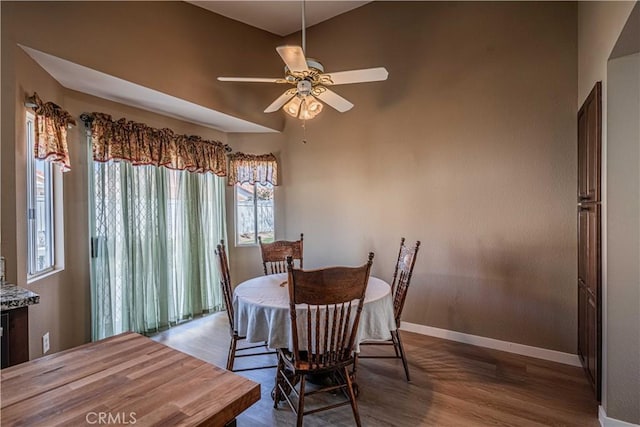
278,348,355,373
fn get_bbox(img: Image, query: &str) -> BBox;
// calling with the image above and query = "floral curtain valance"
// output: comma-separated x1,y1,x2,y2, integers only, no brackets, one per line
28,93,76,172
228,152,278,186
89,113,228,176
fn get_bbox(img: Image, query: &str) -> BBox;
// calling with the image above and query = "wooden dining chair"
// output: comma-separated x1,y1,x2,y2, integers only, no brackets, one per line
358,238,420,381
215,240,276,372
258,233,304,275
273,252,374,427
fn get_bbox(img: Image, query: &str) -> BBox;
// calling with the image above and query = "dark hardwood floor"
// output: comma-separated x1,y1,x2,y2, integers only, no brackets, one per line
152,313,599,426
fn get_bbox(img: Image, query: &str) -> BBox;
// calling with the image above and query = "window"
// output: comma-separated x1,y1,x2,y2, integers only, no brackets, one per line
26,112,55,276
235,182,274,245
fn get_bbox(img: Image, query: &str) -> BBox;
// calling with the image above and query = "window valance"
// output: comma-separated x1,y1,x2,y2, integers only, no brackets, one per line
228,152,278,186
28,92,76,172
89,113,228,176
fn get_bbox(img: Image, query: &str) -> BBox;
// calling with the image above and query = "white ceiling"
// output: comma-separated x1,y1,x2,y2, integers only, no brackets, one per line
21,46,278,134
187,1,371,36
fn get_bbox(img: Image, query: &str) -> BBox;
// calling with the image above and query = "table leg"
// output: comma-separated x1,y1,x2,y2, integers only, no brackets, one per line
272,368,300,403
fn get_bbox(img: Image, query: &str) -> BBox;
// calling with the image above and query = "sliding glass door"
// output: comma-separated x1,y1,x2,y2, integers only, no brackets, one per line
89,159,226,340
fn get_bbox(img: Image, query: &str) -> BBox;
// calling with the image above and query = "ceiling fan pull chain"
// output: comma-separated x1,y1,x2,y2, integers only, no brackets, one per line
302,119,307,144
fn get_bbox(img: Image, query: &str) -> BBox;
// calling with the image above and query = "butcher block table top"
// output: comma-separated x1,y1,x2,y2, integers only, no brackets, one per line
0,332,260,426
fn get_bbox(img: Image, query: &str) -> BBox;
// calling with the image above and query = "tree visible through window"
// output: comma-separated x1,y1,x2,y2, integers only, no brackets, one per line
236,182,274,245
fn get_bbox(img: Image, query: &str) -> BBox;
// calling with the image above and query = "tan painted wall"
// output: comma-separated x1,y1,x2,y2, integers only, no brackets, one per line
607,51,640,425
247,1,578,352
578,1,637,421
3,1,581,360
1,1,284,131
578,1,637,105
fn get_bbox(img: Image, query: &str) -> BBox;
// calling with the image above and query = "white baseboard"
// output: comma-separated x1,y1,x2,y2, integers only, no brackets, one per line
400,322,582,367
599,406,640,427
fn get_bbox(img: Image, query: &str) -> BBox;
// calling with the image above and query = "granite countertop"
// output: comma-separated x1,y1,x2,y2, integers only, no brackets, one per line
1,282,40,311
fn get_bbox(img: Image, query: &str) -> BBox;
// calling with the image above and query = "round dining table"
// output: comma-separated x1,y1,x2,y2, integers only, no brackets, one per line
233,272,397,353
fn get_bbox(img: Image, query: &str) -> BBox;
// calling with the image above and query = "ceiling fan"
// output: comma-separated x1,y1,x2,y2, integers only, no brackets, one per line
217,2,388,120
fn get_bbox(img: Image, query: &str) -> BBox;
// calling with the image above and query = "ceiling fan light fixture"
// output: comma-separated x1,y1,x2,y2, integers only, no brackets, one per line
217,1,388,121
298,96,323,120
284,95,322,120
284,96,303,117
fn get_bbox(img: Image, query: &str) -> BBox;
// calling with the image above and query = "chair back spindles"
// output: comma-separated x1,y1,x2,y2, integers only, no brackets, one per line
391,239,420,326
269,260,288,275
300,302,355,368
259,234,303,276
215,240,234,332
286,252,373,370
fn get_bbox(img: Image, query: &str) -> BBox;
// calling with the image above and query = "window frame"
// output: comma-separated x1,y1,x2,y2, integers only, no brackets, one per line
234,181,275,247
26,111,56,278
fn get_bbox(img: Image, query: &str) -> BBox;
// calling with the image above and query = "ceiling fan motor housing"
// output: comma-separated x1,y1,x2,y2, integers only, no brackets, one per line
305,58,324,72
296,79,313,96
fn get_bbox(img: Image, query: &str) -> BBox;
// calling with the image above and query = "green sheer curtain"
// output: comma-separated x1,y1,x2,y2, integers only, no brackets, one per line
90,160,226,340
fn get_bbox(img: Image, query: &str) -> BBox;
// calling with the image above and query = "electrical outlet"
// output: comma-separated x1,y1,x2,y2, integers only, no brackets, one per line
42,332,50,354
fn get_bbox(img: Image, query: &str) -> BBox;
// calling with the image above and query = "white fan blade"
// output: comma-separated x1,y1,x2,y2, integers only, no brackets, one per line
276,45,309,73
315,89,354,112
321,67,389,85
264,91,295,113
218,77,283,83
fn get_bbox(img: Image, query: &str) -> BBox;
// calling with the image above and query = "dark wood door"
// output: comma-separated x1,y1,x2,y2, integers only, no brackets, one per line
577,81,601,400
577,82,601,203
577,203,600,395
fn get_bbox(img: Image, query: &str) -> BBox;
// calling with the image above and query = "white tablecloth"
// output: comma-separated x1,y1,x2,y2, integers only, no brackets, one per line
233,273,396,352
